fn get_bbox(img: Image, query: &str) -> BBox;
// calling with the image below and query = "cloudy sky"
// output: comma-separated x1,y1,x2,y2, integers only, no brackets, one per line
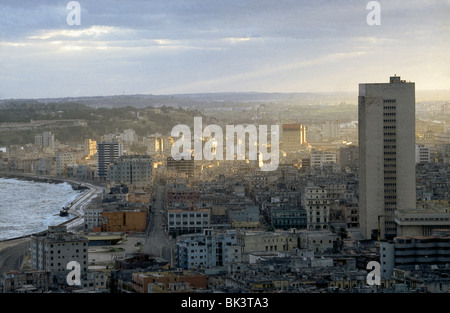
0,0,448,99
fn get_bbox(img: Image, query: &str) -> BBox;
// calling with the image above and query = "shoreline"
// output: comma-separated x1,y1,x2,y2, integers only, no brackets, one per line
0,171,105,242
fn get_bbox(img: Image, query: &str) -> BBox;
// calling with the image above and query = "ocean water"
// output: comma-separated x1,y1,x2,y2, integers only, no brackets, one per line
0,178,83,241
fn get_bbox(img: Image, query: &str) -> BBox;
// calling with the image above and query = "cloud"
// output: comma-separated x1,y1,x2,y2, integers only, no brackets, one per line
0,0,448,98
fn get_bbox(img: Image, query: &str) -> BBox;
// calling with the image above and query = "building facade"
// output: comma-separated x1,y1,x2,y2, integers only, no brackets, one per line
30,226,88,285
305,186,331,230
107,155,153,189
97,141,123,179
359,76,416,240
176,229,242,269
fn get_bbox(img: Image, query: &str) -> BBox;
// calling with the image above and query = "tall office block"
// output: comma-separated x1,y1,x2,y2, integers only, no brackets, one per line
281,123,307,153
359,76,416,240
97,141,123,179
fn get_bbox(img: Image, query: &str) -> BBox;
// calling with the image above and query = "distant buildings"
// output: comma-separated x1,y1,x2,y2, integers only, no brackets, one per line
322,120,340,141
359,76,416,240
84,139,97,159
281,123,307,153
35,131,55,150
415,144,431,164
310,150,336,169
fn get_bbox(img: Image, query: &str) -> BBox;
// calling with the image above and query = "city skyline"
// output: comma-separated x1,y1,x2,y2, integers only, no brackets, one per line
0,0,449,99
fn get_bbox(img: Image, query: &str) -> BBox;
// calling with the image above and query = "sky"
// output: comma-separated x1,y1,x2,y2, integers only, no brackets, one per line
0,0,449,99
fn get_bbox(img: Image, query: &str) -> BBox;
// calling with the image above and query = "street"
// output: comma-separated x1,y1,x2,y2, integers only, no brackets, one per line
143,181,176,267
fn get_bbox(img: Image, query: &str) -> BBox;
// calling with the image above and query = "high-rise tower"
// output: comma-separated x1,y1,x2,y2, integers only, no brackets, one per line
359,76,416,240
97,141,123,179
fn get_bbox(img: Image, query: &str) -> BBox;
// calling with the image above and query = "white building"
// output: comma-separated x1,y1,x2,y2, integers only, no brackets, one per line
359,76,416,240
168,208,211,235
121,129,136,143
415,144,431,164
84,207,104,231
310,150,336,168
176,229,242,269
305,186,331,230
35,131,55,150
30,226,88,285
55,152,77,176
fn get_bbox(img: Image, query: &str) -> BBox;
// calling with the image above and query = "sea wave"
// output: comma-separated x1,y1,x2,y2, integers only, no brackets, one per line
0,178,83,240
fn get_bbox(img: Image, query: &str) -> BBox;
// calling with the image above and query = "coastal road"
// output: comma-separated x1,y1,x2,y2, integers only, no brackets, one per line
0,239,30,275
64,181,104,232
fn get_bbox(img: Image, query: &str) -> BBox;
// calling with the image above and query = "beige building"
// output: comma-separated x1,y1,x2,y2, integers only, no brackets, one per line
305,186,331,230
359,76,416,240
298,230,339,253
395,201,450,237
107,155,153,190
84,139,97,159
281,123,307,153
237,230,298,259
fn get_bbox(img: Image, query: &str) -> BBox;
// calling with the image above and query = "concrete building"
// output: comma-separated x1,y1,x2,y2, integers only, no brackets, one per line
339,145,358,169
237,231,299,257
359,76,416,240
310,150,336,168
167,155,195,178
0,270,50,293
97,141,123,179
167,208,211,235
322,120,340,141
394,202,450,237
305,186,331,230
269,204,307,230
121,129,136,143
84,207,104,232
107,155,153,190
228,205,260,228
35,131,54,150
131,270,207,293
382,234,450,274
101,206,149,232
55,152,77,176
84,139,97,159
30,226,88,286
415,144,431,164
281,123,307,153
176,229,242,269
298,230,339,253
